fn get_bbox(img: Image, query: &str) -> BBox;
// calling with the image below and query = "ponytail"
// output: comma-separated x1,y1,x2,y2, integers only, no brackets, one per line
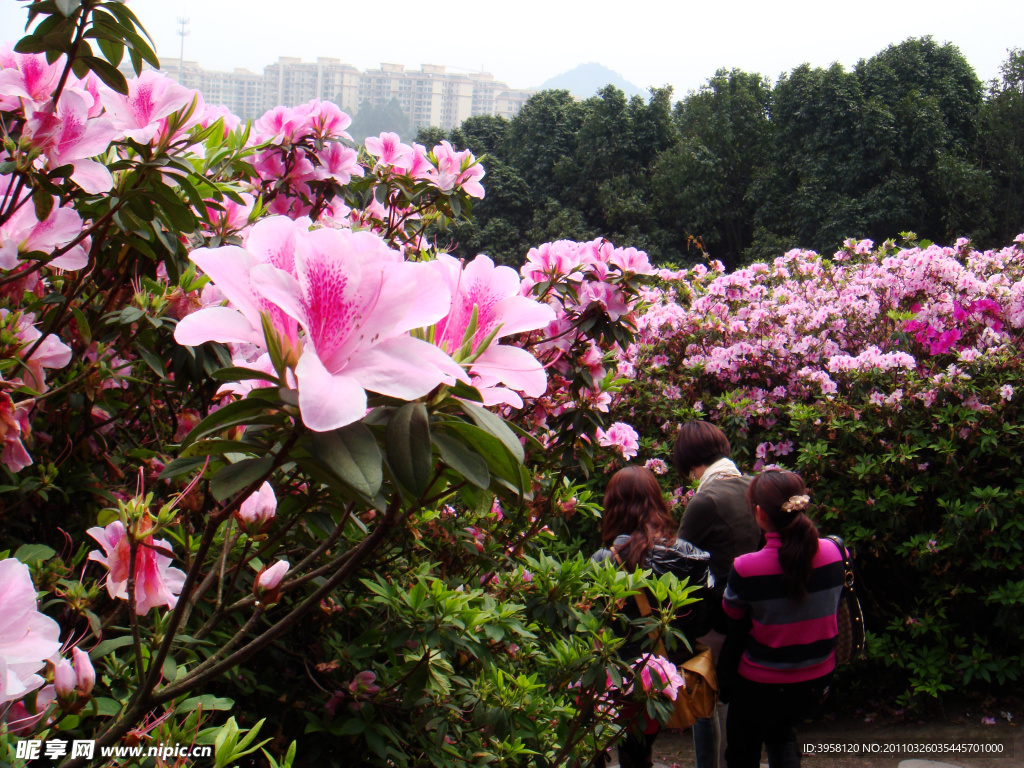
747,470,820,602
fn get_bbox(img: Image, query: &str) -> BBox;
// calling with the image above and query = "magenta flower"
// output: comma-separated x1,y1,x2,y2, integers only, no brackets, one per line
315,143,364,186
86,521,186,615
432,140,485,198
635,654,685,701
0,558,62,705
348,670,379,697
596,422,640,460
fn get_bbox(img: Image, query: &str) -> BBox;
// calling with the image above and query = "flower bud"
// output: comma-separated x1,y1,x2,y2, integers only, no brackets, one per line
53,658,77,701
235,482,277,534
255,559,289,604
72,647,95,696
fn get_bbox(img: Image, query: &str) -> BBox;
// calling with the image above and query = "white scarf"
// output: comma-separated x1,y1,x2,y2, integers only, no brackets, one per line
696,457,741,493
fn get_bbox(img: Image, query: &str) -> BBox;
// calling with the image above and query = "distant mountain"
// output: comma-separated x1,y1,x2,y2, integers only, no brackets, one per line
536,63,644,100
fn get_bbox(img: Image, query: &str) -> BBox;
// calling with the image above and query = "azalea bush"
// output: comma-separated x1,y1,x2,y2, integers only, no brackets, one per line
0,2,699,766
616,235,1024,707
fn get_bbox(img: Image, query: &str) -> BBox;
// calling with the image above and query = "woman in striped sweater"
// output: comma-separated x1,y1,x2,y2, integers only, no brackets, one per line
721,470,845,768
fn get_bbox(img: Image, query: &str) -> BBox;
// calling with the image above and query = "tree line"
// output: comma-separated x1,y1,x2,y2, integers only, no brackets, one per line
417,38,1024,270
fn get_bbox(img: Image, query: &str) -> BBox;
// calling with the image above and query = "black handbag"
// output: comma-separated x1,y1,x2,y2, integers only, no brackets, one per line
826,536,865,664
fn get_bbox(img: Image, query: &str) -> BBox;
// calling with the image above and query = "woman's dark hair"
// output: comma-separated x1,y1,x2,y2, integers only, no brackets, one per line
672,421,731,476
746,470,820,602
602,466,676,569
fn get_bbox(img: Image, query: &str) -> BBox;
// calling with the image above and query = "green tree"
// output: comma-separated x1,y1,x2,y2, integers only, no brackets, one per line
651,69,772,269
979,48,1024,243
349,98,412,143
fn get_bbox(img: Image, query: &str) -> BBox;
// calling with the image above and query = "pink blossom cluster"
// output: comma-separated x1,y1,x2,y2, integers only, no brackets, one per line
247,101,486,240
625,238,1024,437
511,238,655,436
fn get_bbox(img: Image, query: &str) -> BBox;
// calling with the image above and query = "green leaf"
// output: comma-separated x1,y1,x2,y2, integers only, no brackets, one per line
456,400,525,463
181,397,270,448
89,636,135,659
80,55,127,94
180,439,264,459
434,422,522,492
32,187,54,223
432,431,490,489
386,403,433,496
211,367,281,384
177,695,235,714
308,422,383,498
14,544,56,564
159,456,208,480
91,697,122,717
210,457,274,502
136,344,166,378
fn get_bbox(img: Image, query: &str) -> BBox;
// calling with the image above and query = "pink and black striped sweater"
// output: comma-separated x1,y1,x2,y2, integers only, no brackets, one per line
722,533,845,684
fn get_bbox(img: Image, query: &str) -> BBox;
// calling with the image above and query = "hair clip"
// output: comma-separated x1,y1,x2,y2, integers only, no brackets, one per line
781,494,810,513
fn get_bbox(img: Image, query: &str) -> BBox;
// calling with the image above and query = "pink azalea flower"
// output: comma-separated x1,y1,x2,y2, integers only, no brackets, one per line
0,558,62,705
0,390,33,473
307,100,352,141
0,176,85,271
27,89,117,193
596,422,639,460
0,47,65,106
348,670,379,697
315,142,364,186
1,310,73,393
432,140,485,198
202,192,255,237
365,132,412,167
86,521,187,615
430,253,555,407
178,218,466,431
100,70,194,144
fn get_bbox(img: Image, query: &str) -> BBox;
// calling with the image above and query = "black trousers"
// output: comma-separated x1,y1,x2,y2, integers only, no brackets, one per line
724,674,831,768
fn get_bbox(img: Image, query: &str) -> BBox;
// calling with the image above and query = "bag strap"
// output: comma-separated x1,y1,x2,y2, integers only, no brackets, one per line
825,535,855,589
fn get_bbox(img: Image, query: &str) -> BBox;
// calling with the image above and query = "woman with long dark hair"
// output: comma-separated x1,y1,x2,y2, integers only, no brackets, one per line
720,470,844,768
592,465,715,768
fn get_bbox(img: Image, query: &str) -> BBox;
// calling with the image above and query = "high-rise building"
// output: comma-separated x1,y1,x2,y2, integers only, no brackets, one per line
129,56,534,130
262,57,361,115
158,60,263,121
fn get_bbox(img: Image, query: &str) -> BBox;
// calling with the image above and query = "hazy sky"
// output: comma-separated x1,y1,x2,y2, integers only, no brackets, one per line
3,0,1021,96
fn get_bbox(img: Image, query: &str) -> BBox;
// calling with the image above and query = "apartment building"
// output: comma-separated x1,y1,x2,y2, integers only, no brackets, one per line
157,60,263,121
138,57,533,130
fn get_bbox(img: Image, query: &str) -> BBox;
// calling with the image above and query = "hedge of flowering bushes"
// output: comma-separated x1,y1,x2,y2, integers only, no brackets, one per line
0,3,699,766
616,235,1024,706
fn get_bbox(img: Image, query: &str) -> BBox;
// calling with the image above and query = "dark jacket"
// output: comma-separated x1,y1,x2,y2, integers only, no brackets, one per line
677,475,762,591
593,535,715,660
